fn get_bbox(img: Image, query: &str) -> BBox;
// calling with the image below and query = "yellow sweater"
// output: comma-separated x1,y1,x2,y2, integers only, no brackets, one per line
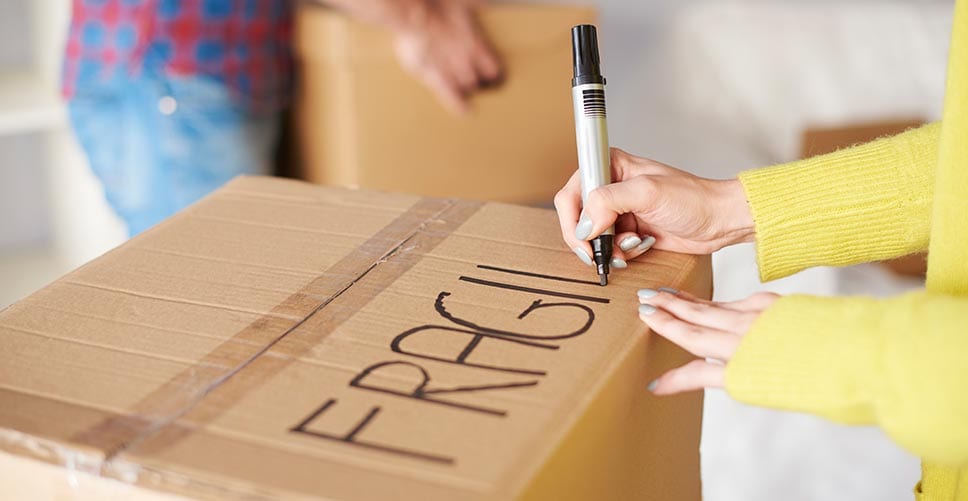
727,2,968,500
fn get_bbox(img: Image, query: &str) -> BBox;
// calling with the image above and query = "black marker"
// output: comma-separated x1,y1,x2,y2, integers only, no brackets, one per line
571,25,613,286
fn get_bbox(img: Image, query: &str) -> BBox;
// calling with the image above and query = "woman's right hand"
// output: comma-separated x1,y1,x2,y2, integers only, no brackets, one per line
554,148,755,266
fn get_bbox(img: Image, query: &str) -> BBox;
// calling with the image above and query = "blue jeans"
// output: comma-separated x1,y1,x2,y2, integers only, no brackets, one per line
68,75,279,236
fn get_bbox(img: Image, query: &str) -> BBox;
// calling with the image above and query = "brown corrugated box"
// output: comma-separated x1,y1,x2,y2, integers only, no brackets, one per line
293,4,594,204
0,177,707,500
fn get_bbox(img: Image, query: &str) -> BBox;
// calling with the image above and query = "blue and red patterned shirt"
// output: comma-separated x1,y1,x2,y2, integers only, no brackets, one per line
63,0,292,111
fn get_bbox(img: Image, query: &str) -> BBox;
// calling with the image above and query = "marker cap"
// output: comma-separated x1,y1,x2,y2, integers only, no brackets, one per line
571,25,605,86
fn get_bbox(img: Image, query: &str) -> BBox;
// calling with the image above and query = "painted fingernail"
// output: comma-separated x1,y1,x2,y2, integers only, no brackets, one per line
618,236,642,251
574,215,594,241
658,287,679,295
572,247,593,266
610,257,627,269
634,235,657,254
639,304,657,316
647,379,659,392
637,288,658,299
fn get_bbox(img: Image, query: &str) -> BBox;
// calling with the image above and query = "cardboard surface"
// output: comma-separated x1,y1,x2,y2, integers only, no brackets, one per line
293,4,595,204
799,119,924,159
0,177,708,500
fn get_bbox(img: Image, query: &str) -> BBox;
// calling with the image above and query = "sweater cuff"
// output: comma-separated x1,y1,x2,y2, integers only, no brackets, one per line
724,294,883,424
738,123,938,282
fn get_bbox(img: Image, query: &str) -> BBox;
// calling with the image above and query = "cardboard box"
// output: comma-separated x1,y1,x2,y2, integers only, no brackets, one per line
293,4,595,204
799,119,925,159
0,177,708,500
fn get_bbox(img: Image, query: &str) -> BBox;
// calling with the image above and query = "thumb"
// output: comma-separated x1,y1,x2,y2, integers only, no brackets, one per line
575,176,652,241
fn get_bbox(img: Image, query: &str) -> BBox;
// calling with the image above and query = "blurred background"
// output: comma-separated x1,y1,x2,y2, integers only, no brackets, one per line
0,0,952,499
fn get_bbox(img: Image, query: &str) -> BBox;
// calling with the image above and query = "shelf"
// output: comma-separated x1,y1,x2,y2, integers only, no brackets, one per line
0,70,66,136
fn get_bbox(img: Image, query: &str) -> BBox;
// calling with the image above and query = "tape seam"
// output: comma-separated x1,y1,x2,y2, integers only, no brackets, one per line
68,197,482,475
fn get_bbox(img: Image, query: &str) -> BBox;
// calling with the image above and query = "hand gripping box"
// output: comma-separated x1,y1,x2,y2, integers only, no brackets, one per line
0,177,708,500
293,4,596,204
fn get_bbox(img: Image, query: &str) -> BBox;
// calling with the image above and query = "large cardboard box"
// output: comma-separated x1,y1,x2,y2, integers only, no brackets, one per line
294,4,594,204
0,177,708,500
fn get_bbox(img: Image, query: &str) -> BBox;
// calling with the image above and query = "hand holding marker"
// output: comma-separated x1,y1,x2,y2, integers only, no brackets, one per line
570,24,613,285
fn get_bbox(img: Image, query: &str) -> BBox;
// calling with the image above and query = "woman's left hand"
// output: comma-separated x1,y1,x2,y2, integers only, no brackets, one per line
637,288,780,395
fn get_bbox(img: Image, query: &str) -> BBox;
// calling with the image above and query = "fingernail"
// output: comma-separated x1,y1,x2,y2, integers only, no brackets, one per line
639,304,657,316
637,288,658,299
647,379,659,392
572,247,593,266
658,287,679,295
574,215,594,241
634,235,657,254
610,257,627,269
618,236,642,251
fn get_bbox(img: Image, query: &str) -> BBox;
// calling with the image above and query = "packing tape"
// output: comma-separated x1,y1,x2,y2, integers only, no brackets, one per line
70,197,484,474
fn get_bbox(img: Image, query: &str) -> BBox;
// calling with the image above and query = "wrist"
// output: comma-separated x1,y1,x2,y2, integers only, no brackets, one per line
713,178,755,247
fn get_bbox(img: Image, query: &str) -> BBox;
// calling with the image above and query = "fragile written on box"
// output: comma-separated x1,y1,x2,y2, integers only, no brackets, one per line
0,177,708,500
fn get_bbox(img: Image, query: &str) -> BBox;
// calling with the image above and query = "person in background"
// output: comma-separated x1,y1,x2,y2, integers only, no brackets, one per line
64,0,501,236
556,3,967,499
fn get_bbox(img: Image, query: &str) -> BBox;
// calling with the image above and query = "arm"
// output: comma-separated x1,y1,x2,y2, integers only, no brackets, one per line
307,0,502,115
726,292,968,465
740,122,940,281
637,288,968,465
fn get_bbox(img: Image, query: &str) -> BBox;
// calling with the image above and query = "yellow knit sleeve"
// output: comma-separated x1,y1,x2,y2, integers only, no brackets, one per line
725,292,968,465
738,122,940,282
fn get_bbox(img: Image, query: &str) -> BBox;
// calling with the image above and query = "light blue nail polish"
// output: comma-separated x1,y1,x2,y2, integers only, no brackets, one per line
637,288,658,299
619,236,642,251
658,287,679,295
610,257,627,269
639,304,657,316
647,379,659,392
574,215,594,241
634,235,657,254
572,247,593,266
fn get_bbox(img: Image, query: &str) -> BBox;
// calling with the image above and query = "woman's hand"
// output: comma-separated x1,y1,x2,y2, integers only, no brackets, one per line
637,288,780,394
554,148,755,268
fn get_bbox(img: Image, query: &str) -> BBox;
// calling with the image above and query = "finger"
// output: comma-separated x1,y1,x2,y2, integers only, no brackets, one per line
645,287,739,308
554,171,594,265
613,229,656,263
721,291,781,313
447,56,479,94
655,287,715,305
649,359,725,395
579,175,656,241
639,289,759,334
609,147,672,180
440,6,485,92
639,304,740,360
612,213,640,256
471,38,502,86
422,67,468,115
614,213,636,236
611,231,639,262
612,215,639,260
623,234,657,261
